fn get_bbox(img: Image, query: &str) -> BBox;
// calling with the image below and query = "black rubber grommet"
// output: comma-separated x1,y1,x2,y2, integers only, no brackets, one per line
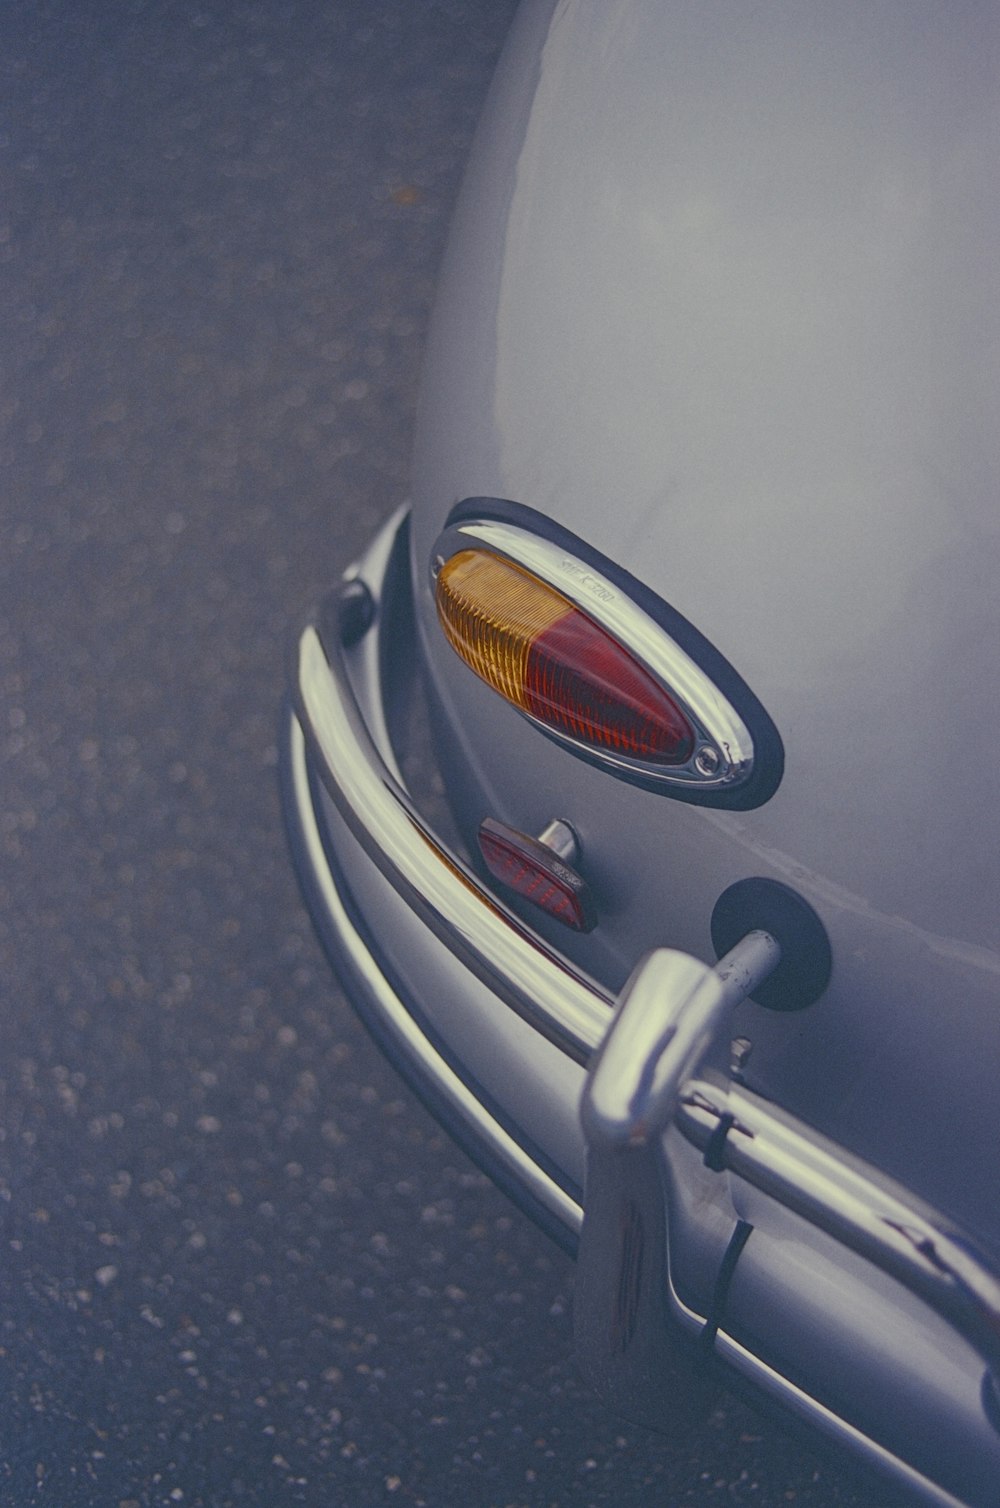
711,877,832,1011
332,578,376,648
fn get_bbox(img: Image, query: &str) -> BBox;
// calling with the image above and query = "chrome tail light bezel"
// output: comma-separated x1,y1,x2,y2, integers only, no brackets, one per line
431,498,784,810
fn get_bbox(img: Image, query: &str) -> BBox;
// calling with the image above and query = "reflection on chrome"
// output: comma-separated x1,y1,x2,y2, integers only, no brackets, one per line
296,622,613,1063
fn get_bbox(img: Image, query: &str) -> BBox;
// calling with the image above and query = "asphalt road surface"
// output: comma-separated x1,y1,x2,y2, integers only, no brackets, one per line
2,4,909,1505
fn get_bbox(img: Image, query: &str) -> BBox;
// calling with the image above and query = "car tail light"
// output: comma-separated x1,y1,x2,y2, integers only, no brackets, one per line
435,550,696,764
430,505,782,808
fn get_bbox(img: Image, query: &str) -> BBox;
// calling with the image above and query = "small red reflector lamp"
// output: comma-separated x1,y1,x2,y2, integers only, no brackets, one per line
478,817,596,933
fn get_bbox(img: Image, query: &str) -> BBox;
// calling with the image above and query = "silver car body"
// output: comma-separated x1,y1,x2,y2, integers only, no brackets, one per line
284,2,1000,1502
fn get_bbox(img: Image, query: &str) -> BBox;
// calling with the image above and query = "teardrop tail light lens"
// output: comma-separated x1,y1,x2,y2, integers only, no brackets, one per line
430,506,782,808
436,550,696,765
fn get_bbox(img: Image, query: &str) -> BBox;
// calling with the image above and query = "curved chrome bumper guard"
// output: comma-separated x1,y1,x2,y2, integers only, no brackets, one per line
293,511,1000,1503
577,942,1000,1447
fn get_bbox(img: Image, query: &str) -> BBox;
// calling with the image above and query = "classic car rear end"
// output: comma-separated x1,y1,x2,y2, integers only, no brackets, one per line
284,2,1000,1502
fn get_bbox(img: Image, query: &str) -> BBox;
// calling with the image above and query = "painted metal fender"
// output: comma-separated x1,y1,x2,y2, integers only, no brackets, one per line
408,0,1000,1275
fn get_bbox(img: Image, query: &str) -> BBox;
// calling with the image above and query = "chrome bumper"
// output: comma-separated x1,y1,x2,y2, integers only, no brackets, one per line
284,503,596,1247
284,504,1000,1508
282,709,586,1246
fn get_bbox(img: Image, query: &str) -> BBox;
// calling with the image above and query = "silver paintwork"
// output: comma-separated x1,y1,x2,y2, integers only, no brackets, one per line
434,516,756,793
409,0,1000,1265
415,0,1000,957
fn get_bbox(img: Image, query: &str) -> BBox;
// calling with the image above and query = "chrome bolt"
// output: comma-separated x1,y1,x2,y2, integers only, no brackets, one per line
694,746,721,777
537,819,579,866
730,1036,753,1078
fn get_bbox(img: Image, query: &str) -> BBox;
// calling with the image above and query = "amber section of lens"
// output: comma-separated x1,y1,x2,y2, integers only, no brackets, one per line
435,550,569,711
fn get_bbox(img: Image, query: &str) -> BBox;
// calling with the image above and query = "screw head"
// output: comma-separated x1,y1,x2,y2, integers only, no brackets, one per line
694,746,721,777
730,1037,753,1076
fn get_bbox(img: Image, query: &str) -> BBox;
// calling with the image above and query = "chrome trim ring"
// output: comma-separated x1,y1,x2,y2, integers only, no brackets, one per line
432,516,756,794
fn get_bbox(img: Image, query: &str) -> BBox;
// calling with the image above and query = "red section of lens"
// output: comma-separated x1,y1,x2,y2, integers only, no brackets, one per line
525,611,695,764
478,824,592,932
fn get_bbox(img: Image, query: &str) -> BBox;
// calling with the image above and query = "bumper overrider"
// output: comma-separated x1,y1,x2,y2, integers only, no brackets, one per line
282,505,1000,1508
